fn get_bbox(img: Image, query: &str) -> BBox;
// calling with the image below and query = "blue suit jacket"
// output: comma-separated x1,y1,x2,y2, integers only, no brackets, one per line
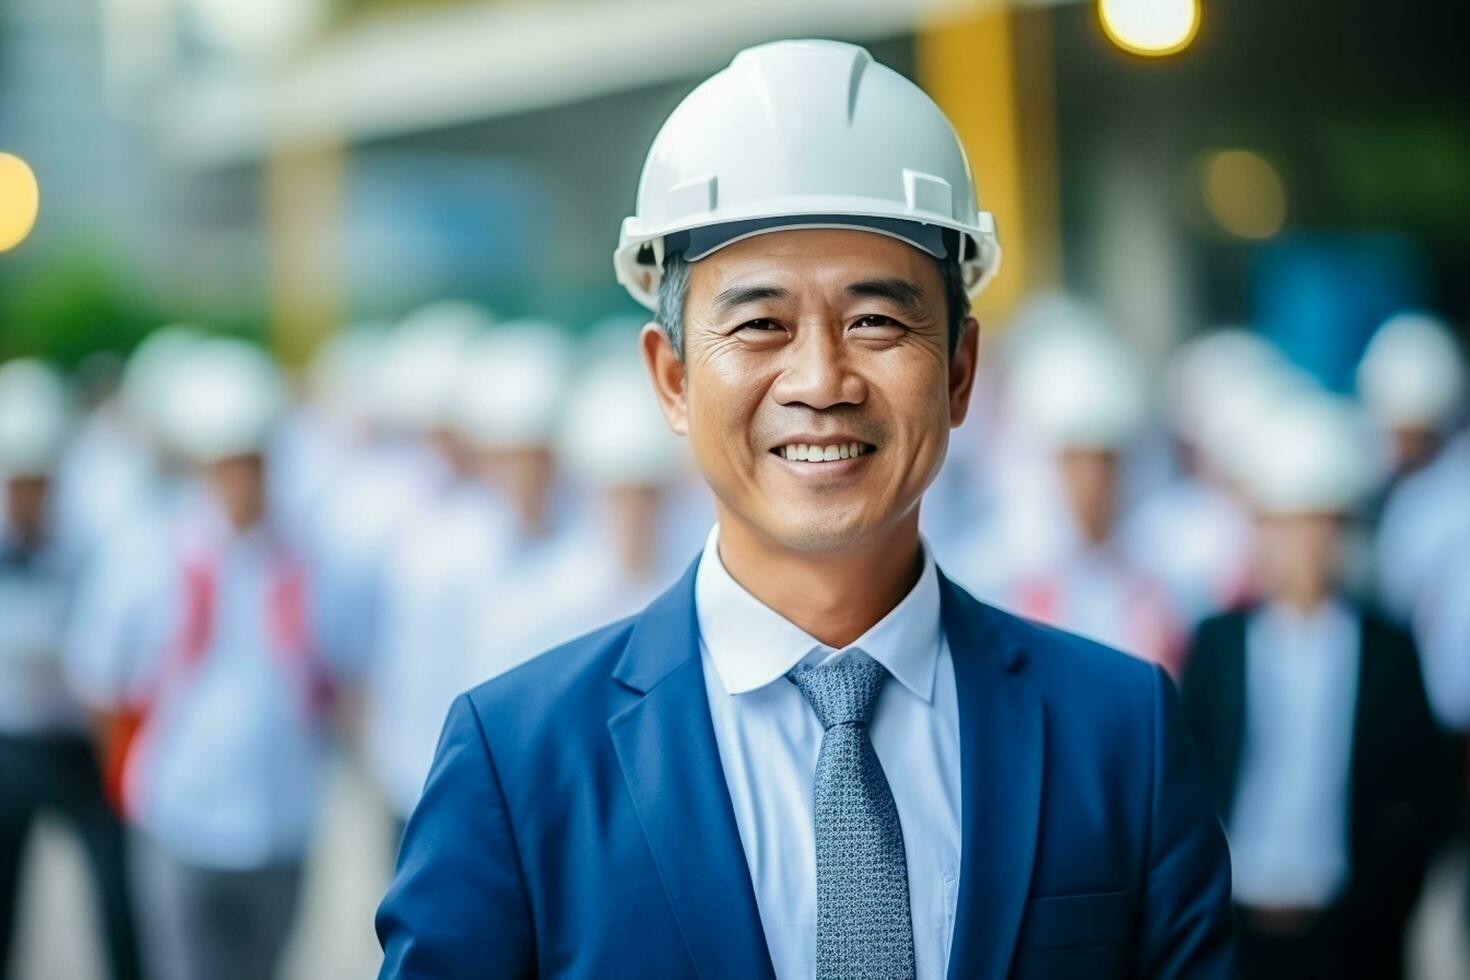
377,560,1235,979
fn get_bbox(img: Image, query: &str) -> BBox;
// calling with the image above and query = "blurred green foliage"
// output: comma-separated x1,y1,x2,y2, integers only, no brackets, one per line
0,248,161,368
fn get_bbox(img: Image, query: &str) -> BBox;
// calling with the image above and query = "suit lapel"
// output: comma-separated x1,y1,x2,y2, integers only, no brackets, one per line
940,574,1044,980
608,558,776,980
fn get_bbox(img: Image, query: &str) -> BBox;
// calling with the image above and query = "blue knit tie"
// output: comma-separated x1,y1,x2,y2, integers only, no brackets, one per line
788,654,916,980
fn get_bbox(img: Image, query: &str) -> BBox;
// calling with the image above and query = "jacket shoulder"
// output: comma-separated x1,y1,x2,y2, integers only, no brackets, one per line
965,594,1159,701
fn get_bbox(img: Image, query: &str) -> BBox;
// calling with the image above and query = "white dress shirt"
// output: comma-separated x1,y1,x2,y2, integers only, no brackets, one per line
695,525,960,980
1228,599,1360,908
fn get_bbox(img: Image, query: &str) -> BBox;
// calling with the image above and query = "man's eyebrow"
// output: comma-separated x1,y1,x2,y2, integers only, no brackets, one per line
846,278,928,314
712,283,789,314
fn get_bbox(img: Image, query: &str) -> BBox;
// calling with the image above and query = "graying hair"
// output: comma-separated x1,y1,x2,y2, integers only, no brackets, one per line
654,249,970,359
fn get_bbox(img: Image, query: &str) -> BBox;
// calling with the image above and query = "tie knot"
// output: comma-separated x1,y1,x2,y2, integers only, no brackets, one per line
787,654,889,730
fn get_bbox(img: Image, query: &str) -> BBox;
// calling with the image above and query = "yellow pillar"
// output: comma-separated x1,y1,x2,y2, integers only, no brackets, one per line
264,136,345,369
917,3,1060,326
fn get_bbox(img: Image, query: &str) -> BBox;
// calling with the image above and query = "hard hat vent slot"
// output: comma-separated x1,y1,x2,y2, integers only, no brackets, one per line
904,170,953,219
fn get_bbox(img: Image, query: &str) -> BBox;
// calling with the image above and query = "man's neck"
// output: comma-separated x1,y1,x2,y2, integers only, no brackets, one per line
714,511,925,649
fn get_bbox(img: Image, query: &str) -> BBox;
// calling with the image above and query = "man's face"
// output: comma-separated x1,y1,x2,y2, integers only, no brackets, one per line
642,229,978,554
205,454,267,531
1057,449,1119,545
4,475,49,542
1257,512,1342,602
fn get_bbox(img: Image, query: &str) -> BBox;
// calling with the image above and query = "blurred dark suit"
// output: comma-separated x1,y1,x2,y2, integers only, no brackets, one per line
1181,604,1461,980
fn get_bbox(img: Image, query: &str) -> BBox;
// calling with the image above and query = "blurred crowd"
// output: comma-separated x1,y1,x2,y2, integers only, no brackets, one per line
2,294,1469,978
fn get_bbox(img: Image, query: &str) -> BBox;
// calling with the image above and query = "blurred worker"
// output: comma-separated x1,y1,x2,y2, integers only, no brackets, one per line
937,296,1111,598
1122,329,1286,627
1367,312,1470,621
0,360,141,980
1181,389,1459,980
63,329,209,808
381,39,1234,978
305,302,486,676
270,322,390,549
484,350,692,663
987,310,1183,672
364,321,569,832
52,327,197,573
1357,311,1466,481
1415,531,1470,730
69,338,334,980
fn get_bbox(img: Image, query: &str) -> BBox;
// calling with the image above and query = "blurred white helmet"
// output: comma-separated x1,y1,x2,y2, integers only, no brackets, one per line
0,359,71,477
1238,388,1378,515
450,322,574,450
559,356,682,487
122,326,202,436
1010,316,1147,451
162,338,287,463
614,39,1000,310
308,321,390,424
375,302,492,432
1356,311,1465,430
1164,328,1288,448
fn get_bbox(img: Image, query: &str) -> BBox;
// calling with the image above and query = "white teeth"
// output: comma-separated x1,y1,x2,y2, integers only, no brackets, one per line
777,441,871,462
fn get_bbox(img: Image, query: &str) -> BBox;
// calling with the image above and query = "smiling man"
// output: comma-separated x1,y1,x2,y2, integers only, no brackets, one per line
377,40,1235,980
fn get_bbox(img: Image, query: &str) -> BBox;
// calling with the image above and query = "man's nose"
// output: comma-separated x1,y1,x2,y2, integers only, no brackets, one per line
770,325,867,411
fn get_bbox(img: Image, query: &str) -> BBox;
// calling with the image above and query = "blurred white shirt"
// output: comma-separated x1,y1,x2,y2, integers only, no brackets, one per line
1375,430,1470,620
120,506,332,870
1229,599,1359,909
1414,532,1470,730
0,521,86,735
367,480,516,817
697,525,960,980
1121,475,1256,628
303,437,449,678
1005,543,1182,674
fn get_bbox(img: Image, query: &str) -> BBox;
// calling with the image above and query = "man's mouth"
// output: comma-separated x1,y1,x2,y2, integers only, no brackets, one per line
769,441,875,463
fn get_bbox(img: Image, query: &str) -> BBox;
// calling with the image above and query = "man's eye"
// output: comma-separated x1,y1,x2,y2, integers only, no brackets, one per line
851,315,904,330
735,319,782,332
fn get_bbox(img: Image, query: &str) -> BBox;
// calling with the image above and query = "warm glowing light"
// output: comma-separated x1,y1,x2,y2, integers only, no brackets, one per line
1203,149,1287,240
1099,0,1201,57
0,153,40,252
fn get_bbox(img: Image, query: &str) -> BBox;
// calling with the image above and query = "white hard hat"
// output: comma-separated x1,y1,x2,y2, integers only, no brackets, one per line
0,359,71,477
450,322,573,449
614,39,1000,310
1009,314,1147,451
375,302,492,431
1164,328,1288,447
162,338,287,463
308,322,390,423
1197,362,1319,487
122,326,202,436
1238,388,1378,515
1357,311,1465,430
559,356,683,487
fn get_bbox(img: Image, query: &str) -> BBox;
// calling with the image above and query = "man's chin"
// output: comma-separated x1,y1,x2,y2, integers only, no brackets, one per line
760,510,884,555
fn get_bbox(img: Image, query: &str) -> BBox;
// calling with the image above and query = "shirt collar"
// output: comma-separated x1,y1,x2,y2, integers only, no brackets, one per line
694,524,942,702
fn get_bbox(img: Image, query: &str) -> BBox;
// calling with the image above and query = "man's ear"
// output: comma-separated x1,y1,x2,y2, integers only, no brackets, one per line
640,322,689,436
948,317,981,428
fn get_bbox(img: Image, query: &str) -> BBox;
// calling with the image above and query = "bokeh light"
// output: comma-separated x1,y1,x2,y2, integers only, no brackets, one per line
0,152,40,252
1203,149,1288,239
1098,0,1201,57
